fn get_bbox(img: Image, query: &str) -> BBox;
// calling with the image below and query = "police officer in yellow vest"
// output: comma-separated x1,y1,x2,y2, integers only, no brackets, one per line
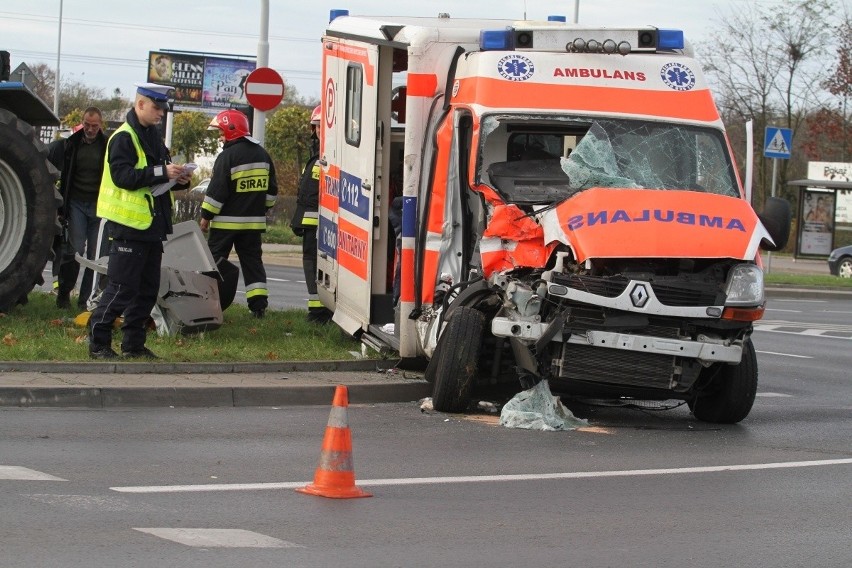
88,83,190,359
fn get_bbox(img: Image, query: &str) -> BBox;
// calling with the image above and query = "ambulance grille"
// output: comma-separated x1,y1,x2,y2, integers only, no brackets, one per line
550,273,722,307
554,343,676,390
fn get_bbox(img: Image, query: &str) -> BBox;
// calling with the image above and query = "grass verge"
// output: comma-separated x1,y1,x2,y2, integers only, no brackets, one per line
764,273,852,288
1,292,366,363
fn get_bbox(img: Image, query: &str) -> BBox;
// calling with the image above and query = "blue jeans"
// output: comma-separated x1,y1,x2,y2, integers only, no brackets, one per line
56,199,100,304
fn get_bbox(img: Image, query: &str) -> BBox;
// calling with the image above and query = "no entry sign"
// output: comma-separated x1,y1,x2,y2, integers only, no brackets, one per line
244,67,285,112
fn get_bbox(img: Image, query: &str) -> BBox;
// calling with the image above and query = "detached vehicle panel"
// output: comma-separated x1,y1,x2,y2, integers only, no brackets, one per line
315,14,791,423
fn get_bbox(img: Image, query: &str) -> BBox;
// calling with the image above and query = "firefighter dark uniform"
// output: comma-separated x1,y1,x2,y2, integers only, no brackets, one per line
202,110,278,318
291,105,332,324
292,151,333,323
88,83,188,359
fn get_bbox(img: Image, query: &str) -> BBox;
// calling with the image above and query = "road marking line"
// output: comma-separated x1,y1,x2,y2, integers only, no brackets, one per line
111,458,852,494
134,528,300,548
756,350,812,359
756,392,793,398
0,466,66,481
765,309,801,313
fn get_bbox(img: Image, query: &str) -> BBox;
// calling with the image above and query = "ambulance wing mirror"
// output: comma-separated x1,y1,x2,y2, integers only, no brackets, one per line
756,196,792,252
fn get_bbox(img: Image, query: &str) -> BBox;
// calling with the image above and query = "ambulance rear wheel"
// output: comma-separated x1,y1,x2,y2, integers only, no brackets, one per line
429,307,485,413
689,339,757,424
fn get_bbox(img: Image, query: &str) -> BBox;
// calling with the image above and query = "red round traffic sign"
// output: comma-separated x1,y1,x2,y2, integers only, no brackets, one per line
244,67,285,112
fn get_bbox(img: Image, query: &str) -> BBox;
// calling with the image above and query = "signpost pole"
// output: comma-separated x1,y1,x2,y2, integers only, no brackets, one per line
766,157,779,273
253,0,270,145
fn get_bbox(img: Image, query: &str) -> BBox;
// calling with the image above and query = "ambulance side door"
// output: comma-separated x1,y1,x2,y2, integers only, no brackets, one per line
329,40,379,334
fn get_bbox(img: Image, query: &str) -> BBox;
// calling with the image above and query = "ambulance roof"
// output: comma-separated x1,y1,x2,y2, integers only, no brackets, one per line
325,13,687,56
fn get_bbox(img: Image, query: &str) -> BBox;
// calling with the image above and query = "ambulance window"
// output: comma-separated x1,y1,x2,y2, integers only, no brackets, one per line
345,64,363,146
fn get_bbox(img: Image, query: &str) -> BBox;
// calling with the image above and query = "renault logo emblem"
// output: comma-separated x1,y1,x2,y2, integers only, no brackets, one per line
630,284,649,308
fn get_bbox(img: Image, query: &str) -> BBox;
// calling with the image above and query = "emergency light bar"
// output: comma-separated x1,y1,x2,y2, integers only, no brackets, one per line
479,27,685,54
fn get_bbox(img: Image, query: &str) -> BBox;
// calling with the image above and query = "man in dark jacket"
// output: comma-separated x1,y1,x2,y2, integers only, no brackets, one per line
201,109,278,318
87,83,190,359
291,105,333,324
47,107,107,310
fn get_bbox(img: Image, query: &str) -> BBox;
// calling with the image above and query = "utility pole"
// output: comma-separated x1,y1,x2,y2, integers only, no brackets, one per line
54,0,63,118
253,0,270,145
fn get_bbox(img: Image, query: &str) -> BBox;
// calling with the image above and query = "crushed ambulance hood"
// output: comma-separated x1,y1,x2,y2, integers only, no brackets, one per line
537,188,773,263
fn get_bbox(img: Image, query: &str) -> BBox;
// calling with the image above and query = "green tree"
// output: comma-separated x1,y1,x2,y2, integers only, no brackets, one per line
170,111,220,162
265,105,313,195
27,62,130,123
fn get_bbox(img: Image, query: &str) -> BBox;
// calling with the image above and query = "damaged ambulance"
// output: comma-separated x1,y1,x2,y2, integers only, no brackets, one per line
314,11,791,423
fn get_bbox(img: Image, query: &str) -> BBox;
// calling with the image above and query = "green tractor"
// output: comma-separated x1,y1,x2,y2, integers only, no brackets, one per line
0,51,61,312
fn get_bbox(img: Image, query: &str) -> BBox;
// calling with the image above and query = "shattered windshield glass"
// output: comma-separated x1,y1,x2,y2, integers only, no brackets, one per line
479,115,739,205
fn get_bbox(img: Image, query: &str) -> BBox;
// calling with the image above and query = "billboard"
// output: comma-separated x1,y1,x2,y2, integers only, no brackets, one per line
147,51,256,113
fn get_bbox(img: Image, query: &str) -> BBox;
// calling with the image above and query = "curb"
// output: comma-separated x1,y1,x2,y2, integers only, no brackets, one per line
0,382,432,409
0,358,387,374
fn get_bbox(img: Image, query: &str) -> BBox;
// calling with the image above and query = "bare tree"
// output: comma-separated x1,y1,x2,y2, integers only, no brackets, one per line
700,0,838,206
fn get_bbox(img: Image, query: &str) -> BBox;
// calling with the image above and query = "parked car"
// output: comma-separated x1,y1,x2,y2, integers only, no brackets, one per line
191,178,211,194
827,245,852,278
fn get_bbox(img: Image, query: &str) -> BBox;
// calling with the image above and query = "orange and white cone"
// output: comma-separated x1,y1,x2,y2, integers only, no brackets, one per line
296,385,372,499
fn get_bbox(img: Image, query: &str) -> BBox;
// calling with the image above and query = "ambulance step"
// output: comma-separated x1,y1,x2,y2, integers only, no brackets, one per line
364,324,400,354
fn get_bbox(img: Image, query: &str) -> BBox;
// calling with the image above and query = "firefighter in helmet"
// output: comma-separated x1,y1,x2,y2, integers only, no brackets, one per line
291,105,333,324
201,109,278,318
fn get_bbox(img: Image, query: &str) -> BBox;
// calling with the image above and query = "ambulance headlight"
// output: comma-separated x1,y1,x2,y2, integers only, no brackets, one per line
724,264,764,306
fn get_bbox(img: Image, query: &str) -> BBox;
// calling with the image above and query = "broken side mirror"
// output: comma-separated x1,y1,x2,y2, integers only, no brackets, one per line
757,196,792,252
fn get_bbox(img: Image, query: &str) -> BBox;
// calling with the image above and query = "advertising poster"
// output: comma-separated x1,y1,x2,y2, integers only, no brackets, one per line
800,189,835,256
807,161,851,223
147,51,255,113
202,57,256,110
147,51,205,109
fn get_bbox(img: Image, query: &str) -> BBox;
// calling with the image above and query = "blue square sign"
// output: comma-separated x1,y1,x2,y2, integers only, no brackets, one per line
764,127,792,159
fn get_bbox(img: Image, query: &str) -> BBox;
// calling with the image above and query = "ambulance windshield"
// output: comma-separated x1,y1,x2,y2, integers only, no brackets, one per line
480,115,739,204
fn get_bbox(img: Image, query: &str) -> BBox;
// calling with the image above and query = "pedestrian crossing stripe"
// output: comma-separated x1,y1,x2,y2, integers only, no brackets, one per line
0,466,66,480
133,528,301,548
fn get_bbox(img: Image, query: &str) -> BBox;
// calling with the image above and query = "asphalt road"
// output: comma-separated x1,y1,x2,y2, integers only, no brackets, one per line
2,293,851,567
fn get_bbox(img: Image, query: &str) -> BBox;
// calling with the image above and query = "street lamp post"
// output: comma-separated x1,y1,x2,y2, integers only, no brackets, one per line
54,0,63,118
253,0,270,145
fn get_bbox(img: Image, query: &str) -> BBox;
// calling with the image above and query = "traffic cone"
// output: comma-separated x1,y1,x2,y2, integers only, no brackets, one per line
296,385,372,499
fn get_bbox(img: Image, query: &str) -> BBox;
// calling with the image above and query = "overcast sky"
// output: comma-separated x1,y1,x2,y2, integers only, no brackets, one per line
0,0,821,103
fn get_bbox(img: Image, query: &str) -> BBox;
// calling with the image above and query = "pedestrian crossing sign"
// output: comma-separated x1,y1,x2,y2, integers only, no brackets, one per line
764,126,792,159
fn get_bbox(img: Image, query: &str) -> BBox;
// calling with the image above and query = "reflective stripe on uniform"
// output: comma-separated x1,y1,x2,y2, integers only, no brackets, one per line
209,215,268,230
300,211,319,226
201,195,224,215
245,282,268,298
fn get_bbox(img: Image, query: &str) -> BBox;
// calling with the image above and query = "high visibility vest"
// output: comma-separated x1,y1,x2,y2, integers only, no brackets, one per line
97,123,154,230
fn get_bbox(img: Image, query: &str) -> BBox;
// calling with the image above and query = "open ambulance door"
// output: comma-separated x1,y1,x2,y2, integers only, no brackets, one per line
318,39,381,335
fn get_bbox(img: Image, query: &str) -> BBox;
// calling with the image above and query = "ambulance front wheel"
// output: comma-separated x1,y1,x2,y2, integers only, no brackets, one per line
688,339,758,424
428,307,485,413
